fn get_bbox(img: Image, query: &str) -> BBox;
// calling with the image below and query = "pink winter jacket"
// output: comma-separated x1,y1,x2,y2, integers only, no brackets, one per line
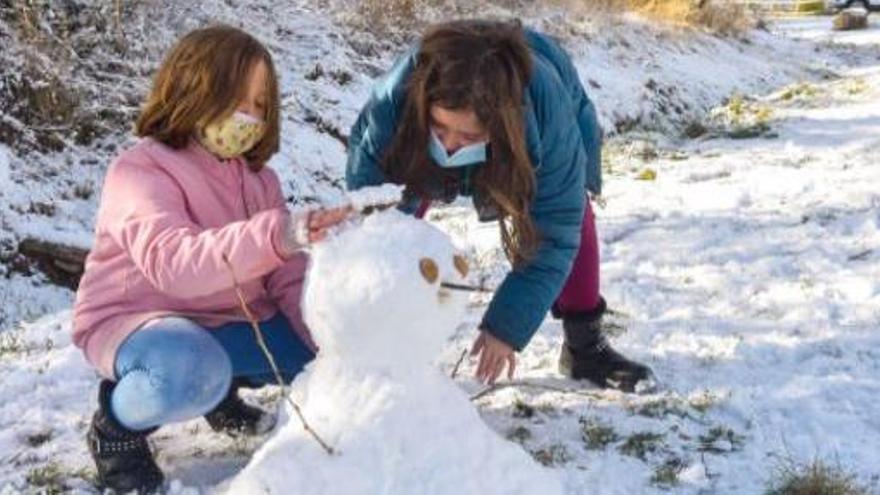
72,137,314,379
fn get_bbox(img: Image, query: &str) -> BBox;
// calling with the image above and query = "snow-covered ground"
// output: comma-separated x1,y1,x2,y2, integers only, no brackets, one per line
775,13,880,46
437,41,880,495
2,4,880,494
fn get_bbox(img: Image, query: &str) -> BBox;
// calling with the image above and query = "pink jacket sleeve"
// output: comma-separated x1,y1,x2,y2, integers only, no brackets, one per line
262,169,317,350
103,158,290,299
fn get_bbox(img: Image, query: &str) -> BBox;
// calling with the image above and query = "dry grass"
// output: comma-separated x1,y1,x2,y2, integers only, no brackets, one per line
766,459,869,495
340,0,455,34
619,0,752,35
354,0,427,30
345,0,752,36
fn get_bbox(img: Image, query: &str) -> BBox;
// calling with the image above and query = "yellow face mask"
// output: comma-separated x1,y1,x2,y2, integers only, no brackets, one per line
198,111,266,159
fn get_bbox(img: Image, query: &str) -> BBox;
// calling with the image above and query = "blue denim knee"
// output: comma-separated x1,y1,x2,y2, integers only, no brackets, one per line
111,317,233,430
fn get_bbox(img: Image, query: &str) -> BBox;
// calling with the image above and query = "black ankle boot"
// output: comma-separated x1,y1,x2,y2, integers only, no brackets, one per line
558,299,654,392
87,380,164,494
204,379,275,437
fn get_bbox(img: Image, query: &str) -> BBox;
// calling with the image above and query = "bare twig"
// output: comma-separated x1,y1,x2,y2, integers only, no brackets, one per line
700,452,719,481
440,281,494,293
848,249,872,261
357,200,400,216
449,348,468,379
113,0,126,52
470,380,607,402
222,254,335,455
15,0,38,41
0,449,25,466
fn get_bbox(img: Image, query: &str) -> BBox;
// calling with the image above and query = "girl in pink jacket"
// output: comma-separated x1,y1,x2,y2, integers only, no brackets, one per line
72,25,349,493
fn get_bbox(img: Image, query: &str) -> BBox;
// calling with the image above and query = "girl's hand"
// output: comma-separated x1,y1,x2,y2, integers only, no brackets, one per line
304,206,353,243
470,330,516,385
281,205,352,256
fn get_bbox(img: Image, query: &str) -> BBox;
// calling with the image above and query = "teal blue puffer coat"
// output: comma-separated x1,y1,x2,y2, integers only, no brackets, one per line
345,28,602,350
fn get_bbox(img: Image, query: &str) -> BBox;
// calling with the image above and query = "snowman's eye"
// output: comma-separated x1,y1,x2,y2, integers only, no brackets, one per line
453,254,469,278
419,258,439,284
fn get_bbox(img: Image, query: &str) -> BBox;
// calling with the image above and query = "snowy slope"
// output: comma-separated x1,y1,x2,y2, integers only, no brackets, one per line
0,0,860,330
2,3,880,494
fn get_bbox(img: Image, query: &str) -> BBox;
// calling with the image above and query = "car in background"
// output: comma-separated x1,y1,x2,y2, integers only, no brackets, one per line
830,0,880,12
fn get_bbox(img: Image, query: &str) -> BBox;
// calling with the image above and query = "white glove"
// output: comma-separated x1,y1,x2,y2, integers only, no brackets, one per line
278,206,352,257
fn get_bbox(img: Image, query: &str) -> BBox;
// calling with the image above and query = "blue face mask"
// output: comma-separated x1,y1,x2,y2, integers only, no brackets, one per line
428,129,488,168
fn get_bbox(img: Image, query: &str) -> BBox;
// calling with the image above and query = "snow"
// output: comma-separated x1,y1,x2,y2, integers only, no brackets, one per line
773,14,880,46
1,3,880,494
342,183,404,212
0,145,9,188
226,211,563,494
432,29,880,492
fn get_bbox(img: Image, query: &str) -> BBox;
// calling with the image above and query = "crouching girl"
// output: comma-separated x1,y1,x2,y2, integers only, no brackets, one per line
72,25,348,493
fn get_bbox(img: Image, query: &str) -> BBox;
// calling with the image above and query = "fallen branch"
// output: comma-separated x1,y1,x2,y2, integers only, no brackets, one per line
16,237,89,289
470,380,608,402
358,200,400,216
449,348,468,379
848,249,872,261
222,254,336,456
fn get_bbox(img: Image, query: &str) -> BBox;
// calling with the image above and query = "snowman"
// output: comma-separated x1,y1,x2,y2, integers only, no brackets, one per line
226,207,563,495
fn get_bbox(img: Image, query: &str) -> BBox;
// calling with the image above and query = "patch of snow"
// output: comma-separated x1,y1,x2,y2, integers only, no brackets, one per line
345,184,405,212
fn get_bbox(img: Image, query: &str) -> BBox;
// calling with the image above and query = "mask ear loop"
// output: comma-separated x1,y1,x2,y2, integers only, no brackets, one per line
231,110,265,125
428,128,450,166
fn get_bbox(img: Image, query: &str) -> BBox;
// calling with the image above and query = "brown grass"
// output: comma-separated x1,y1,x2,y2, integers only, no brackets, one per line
347,0,751,36
625,0,752,35
766,459,869,495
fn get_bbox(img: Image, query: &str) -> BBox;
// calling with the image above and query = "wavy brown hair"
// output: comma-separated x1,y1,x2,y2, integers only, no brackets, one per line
134,25,280,170
384,20,538,267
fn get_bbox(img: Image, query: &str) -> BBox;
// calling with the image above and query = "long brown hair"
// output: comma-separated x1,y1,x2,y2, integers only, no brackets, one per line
135,25,280,170
384,20,538,267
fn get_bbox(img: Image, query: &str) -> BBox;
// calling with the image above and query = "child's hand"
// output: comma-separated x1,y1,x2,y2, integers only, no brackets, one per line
305,206,353,243
281,205,352,256
470,330,516,385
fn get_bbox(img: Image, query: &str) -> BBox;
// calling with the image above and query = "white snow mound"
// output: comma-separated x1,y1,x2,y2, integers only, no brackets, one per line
227,210,563,494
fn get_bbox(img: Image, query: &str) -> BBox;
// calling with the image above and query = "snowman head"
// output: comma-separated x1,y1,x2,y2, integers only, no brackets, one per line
302,210,470,370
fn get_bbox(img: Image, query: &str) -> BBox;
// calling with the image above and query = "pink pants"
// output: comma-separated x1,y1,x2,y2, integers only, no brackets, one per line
416,200,602,315
553,202,602,314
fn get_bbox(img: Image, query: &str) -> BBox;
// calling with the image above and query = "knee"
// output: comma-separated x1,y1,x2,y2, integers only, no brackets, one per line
113,321,234,428
172,333,232,409
145,330,232,414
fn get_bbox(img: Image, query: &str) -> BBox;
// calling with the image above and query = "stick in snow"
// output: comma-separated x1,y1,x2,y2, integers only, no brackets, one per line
222,254,336,456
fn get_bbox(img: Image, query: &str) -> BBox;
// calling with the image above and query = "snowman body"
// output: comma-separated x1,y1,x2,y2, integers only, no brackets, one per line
227,211,563,495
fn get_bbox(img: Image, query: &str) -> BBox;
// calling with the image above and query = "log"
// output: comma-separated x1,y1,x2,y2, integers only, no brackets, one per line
16,237,89,289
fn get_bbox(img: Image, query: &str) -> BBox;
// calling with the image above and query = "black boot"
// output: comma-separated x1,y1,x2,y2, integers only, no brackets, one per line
87,380,164,494
558,299,654,392
204,379,275,437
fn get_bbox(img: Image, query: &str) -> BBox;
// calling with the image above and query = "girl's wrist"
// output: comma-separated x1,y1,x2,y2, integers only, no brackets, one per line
278,210,310,258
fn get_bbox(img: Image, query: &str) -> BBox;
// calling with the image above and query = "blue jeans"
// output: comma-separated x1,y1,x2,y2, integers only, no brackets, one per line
111,312,315,431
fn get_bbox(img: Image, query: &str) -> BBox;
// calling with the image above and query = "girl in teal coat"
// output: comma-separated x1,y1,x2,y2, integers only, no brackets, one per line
347,20,652,391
